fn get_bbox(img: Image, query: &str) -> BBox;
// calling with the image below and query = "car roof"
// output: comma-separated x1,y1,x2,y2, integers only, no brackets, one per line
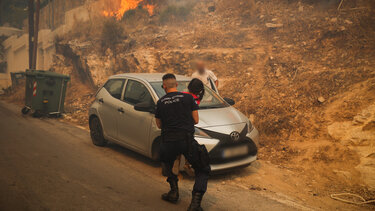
110,73,192,82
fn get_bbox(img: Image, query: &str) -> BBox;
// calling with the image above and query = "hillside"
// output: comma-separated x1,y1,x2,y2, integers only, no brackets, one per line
3,0,375,209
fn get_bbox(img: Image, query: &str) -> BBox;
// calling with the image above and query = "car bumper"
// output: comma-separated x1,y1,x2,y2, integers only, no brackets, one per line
193,127,259,172
195,126,260,153
210,155,257,172
247,127,260,147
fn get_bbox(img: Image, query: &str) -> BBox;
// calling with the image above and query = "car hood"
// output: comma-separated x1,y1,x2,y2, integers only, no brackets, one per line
197,106,248,128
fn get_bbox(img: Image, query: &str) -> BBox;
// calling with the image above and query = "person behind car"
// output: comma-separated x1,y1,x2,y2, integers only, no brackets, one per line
192,61,219,91
155,73,210,211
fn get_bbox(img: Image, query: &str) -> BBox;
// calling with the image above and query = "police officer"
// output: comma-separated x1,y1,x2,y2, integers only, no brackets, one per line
155,73,210,211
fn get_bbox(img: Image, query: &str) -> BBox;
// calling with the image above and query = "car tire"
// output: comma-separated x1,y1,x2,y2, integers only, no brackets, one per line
90,116,108,147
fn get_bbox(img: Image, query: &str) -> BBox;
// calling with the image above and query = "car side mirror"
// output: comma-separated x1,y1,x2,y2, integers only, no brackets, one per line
223,97,235,106
134,102,155,113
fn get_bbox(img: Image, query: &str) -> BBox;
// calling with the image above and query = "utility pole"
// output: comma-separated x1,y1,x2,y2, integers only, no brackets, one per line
32,0,40,69
28,0,34,69
0,0,3,24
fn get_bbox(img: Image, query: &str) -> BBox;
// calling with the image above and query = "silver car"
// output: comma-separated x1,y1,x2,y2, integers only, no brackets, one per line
89,73,259,172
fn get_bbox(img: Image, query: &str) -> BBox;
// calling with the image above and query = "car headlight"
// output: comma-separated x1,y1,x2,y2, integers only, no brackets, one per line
194,128,211,138
248,121,254,132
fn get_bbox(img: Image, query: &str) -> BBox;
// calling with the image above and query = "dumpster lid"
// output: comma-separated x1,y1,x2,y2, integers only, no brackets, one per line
25,69,70,79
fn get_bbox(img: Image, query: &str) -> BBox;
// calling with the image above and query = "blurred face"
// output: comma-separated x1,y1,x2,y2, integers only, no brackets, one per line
196,61,205,74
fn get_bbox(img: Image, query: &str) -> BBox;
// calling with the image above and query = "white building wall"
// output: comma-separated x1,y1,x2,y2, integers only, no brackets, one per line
1,3,91,89
0,34,28,89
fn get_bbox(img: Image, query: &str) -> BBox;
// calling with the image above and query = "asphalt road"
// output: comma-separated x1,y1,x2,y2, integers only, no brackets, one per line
0,101,294,211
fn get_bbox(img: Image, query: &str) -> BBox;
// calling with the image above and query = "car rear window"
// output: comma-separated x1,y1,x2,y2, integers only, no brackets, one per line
103,79,125,100
123,80,153,105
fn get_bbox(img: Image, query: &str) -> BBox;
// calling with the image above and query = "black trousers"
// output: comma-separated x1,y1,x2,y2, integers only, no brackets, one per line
160,132,210,193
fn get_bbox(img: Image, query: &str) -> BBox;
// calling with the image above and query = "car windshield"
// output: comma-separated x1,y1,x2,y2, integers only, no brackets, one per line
150,81,228,109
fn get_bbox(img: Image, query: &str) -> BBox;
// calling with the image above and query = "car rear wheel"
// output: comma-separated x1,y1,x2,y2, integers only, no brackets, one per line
90,116,108,147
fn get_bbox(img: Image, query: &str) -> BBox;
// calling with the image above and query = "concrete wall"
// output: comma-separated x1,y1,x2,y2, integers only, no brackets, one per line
0,3,91,89
0,34,28,89
39,0,86,30
0,27,23,37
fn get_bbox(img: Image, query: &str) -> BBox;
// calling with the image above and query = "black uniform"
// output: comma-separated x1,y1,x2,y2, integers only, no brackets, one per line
155,92,210,194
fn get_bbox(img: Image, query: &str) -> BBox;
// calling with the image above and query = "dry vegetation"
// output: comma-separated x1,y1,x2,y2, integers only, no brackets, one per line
2,0,375,209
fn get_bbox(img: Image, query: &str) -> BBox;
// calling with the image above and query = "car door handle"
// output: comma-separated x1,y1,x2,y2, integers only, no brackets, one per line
118,107,124,113
98,98,104,103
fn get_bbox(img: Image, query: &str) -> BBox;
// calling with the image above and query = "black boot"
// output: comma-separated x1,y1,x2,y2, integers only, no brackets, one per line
161,179,179,203
187,192,204,211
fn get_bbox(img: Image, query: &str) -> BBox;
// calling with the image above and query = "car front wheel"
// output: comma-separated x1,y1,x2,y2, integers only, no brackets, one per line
89,116,108,147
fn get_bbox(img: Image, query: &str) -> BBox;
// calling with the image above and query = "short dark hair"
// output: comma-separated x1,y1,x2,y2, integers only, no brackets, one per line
162,73,176,81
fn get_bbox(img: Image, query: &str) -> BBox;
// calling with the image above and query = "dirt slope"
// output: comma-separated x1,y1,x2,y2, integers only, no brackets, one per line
2,0,375,209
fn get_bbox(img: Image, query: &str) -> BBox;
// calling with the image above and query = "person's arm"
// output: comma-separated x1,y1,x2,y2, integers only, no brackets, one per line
209,70,219,89
190,94,200,124
155,118,162,129
192,110,199,125
155,101,162,129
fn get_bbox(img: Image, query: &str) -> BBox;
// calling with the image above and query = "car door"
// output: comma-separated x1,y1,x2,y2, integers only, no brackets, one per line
117,79,155,152
97,79,125,140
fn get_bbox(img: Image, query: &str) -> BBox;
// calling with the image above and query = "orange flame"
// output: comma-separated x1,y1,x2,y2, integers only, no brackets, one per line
102,0,155,20
143,4,155,15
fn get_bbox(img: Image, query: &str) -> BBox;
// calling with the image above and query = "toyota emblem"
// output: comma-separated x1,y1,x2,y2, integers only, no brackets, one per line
230,131,240,141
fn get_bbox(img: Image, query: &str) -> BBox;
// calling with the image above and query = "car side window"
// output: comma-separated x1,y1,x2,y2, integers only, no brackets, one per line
103,79,125,100
123,80,153,105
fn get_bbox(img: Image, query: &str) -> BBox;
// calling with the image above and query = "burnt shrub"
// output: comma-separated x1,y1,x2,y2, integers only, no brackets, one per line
101,18,126,53
122,7,150,25
159,5,192,24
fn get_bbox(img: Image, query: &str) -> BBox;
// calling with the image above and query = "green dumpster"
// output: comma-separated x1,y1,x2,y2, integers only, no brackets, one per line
22,69,70,117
